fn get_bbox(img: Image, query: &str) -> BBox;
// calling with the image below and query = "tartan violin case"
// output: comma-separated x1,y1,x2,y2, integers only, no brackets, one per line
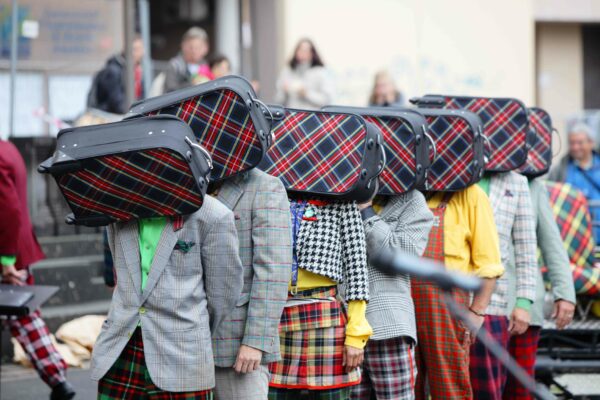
259,106,385,202
518,107,553,178
412,95,533,172
38,115,212,227
322,105,431,195
127,75,270,182
403,108,486,191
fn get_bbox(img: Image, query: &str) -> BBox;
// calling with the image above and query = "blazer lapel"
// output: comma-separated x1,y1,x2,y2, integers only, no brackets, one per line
117,221,143,302
488,173,506,215
217,179,245,212
140,218,178,304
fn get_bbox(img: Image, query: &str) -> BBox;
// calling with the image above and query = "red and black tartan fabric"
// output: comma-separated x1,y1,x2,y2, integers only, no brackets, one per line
98,328,213,399
269,287,361,390
469,315,510,400
518,108,552,177
7,309,68,388
443,96,529,172
57,148,203,223
503,327,541,400
263,110,367,195
351,336,416,400
362,115,416,195
543,182,600,295
413,194,473,400
425,115,476,191
150,89,262,181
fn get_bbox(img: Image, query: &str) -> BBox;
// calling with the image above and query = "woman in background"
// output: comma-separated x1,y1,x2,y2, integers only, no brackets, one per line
368,70,404,107
275,38,334,109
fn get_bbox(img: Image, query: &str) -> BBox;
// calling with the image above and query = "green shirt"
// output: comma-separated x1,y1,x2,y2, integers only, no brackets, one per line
0,255,17,267
477,175,531,312
138,217,167,292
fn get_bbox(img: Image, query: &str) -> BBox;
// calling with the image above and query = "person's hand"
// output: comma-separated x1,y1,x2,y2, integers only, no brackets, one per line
357,201,372,211
508,308,531,336
467,309,485,335
233,345,262,373
552,300,575,330
343,345,364,373
2,265,27,286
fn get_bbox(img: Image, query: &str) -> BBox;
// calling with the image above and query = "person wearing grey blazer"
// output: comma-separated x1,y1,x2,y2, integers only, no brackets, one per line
503,178,576,398
91,196,244,396
353,191,434,400
212,169,293,400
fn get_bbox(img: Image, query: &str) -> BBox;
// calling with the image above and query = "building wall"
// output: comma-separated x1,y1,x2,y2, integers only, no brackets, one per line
536,23,584,159
276,0,535,106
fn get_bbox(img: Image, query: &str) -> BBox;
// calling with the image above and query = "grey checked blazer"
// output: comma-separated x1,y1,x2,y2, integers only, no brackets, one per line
90,197,243,392
362,191,434,341
506,179,576,326
486,172,537,316
212,169,292,366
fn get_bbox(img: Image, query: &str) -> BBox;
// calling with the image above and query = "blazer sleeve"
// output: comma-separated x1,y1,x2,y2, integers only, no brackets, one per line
202,212,244,333
340,202,369,301
363,192,433,258
0,167,22,256
242,178,292,353
513,178,538,302
533,180,576,304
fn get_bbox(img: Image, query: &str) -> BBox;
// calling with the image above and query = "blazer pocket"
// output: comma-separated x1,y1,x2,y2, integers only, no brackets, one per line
236,292,251,306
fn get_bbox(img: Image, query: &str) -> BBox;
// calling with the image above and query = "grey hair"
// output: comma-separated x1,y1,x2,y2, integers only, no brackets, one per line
569,123,594,140
182,27,208,43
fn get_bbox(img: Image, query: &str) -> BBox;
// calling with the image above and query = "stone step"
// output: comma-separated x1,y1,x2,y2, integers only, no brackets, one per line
37,234,104,260
30,256,111,306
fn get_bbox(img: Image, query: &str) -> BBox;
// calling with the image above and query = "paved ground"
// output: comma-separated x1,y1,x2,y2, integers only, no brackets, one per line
1,363,95,400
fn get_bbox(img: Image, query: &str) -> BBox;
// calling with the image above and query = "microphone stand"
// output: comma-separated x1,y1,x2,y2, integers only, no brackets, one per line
440,289,556,400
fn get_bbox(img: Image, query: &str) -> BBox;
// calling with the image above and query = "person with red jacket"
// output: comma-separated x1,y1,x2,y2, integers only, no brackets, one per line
0,140,75,400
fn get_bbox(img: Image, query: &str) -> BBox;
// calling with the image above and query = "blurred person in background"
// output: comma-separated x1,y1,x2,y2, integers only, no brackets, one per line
87,35,145,114
209,54,231,80
0,139,75,400
164,27,212,93
549,123,600,243
275,38,334,110
368,70,405,107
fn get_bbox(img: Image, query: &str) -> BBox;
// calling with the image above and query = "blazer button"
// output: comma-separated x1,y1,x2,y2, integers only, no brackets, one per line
139,307,146,315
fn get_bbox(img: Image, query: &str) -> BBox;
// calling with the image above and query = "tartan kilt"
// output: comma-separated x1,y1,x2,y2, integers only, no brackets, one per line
269,287,361,390
98,328,213,399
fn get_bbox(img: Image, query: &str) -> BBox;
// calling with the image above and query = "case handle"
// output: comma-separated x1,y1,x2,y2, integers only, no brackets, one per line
410,96,445,108
423,128,438,164
185,136,213,171
552,127,562,158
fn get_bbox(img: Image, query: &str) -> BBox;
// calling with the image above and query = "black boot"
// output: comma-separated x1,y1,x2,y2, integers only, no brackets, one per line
50,381,76,400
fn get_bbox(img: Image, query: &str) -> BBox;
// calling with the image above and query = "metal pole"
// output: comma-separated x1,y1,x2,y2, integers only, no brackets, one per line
138,0,152,98
123,0,135,111
8,0,19,140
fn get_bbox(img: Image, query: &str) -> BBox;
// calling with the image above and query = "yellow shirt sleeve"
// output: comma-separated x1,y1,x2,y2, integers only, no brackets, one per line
344,300,373,349
468,186,505,278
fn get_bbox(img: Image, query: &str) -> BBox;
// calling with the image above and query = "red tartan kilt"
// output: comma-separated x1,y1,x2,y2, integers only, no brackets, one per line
269,293,361,390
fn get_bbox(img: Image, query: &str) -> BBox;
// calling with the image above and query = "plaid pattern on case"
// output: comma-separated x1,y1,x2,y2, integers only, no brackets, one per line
362,115,416,195
58,148,203,223
425,115,475,191
519,108,552,177
263,110,366,195
444,97,528,172
544,182,600,295
150,89,262,181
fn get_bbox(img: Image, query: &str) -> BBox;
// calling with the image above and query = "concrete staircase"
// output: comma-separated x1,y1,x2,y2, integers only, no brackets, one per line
1,233,111,358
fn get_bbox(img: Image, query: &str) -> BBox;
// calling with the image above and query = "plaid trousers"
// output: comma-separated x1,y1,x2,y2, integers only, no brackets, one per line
98,328,213,399
351,336,416,400
469,315,510,400
268,387,351,400
6,309,67,388
503,327,541,400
